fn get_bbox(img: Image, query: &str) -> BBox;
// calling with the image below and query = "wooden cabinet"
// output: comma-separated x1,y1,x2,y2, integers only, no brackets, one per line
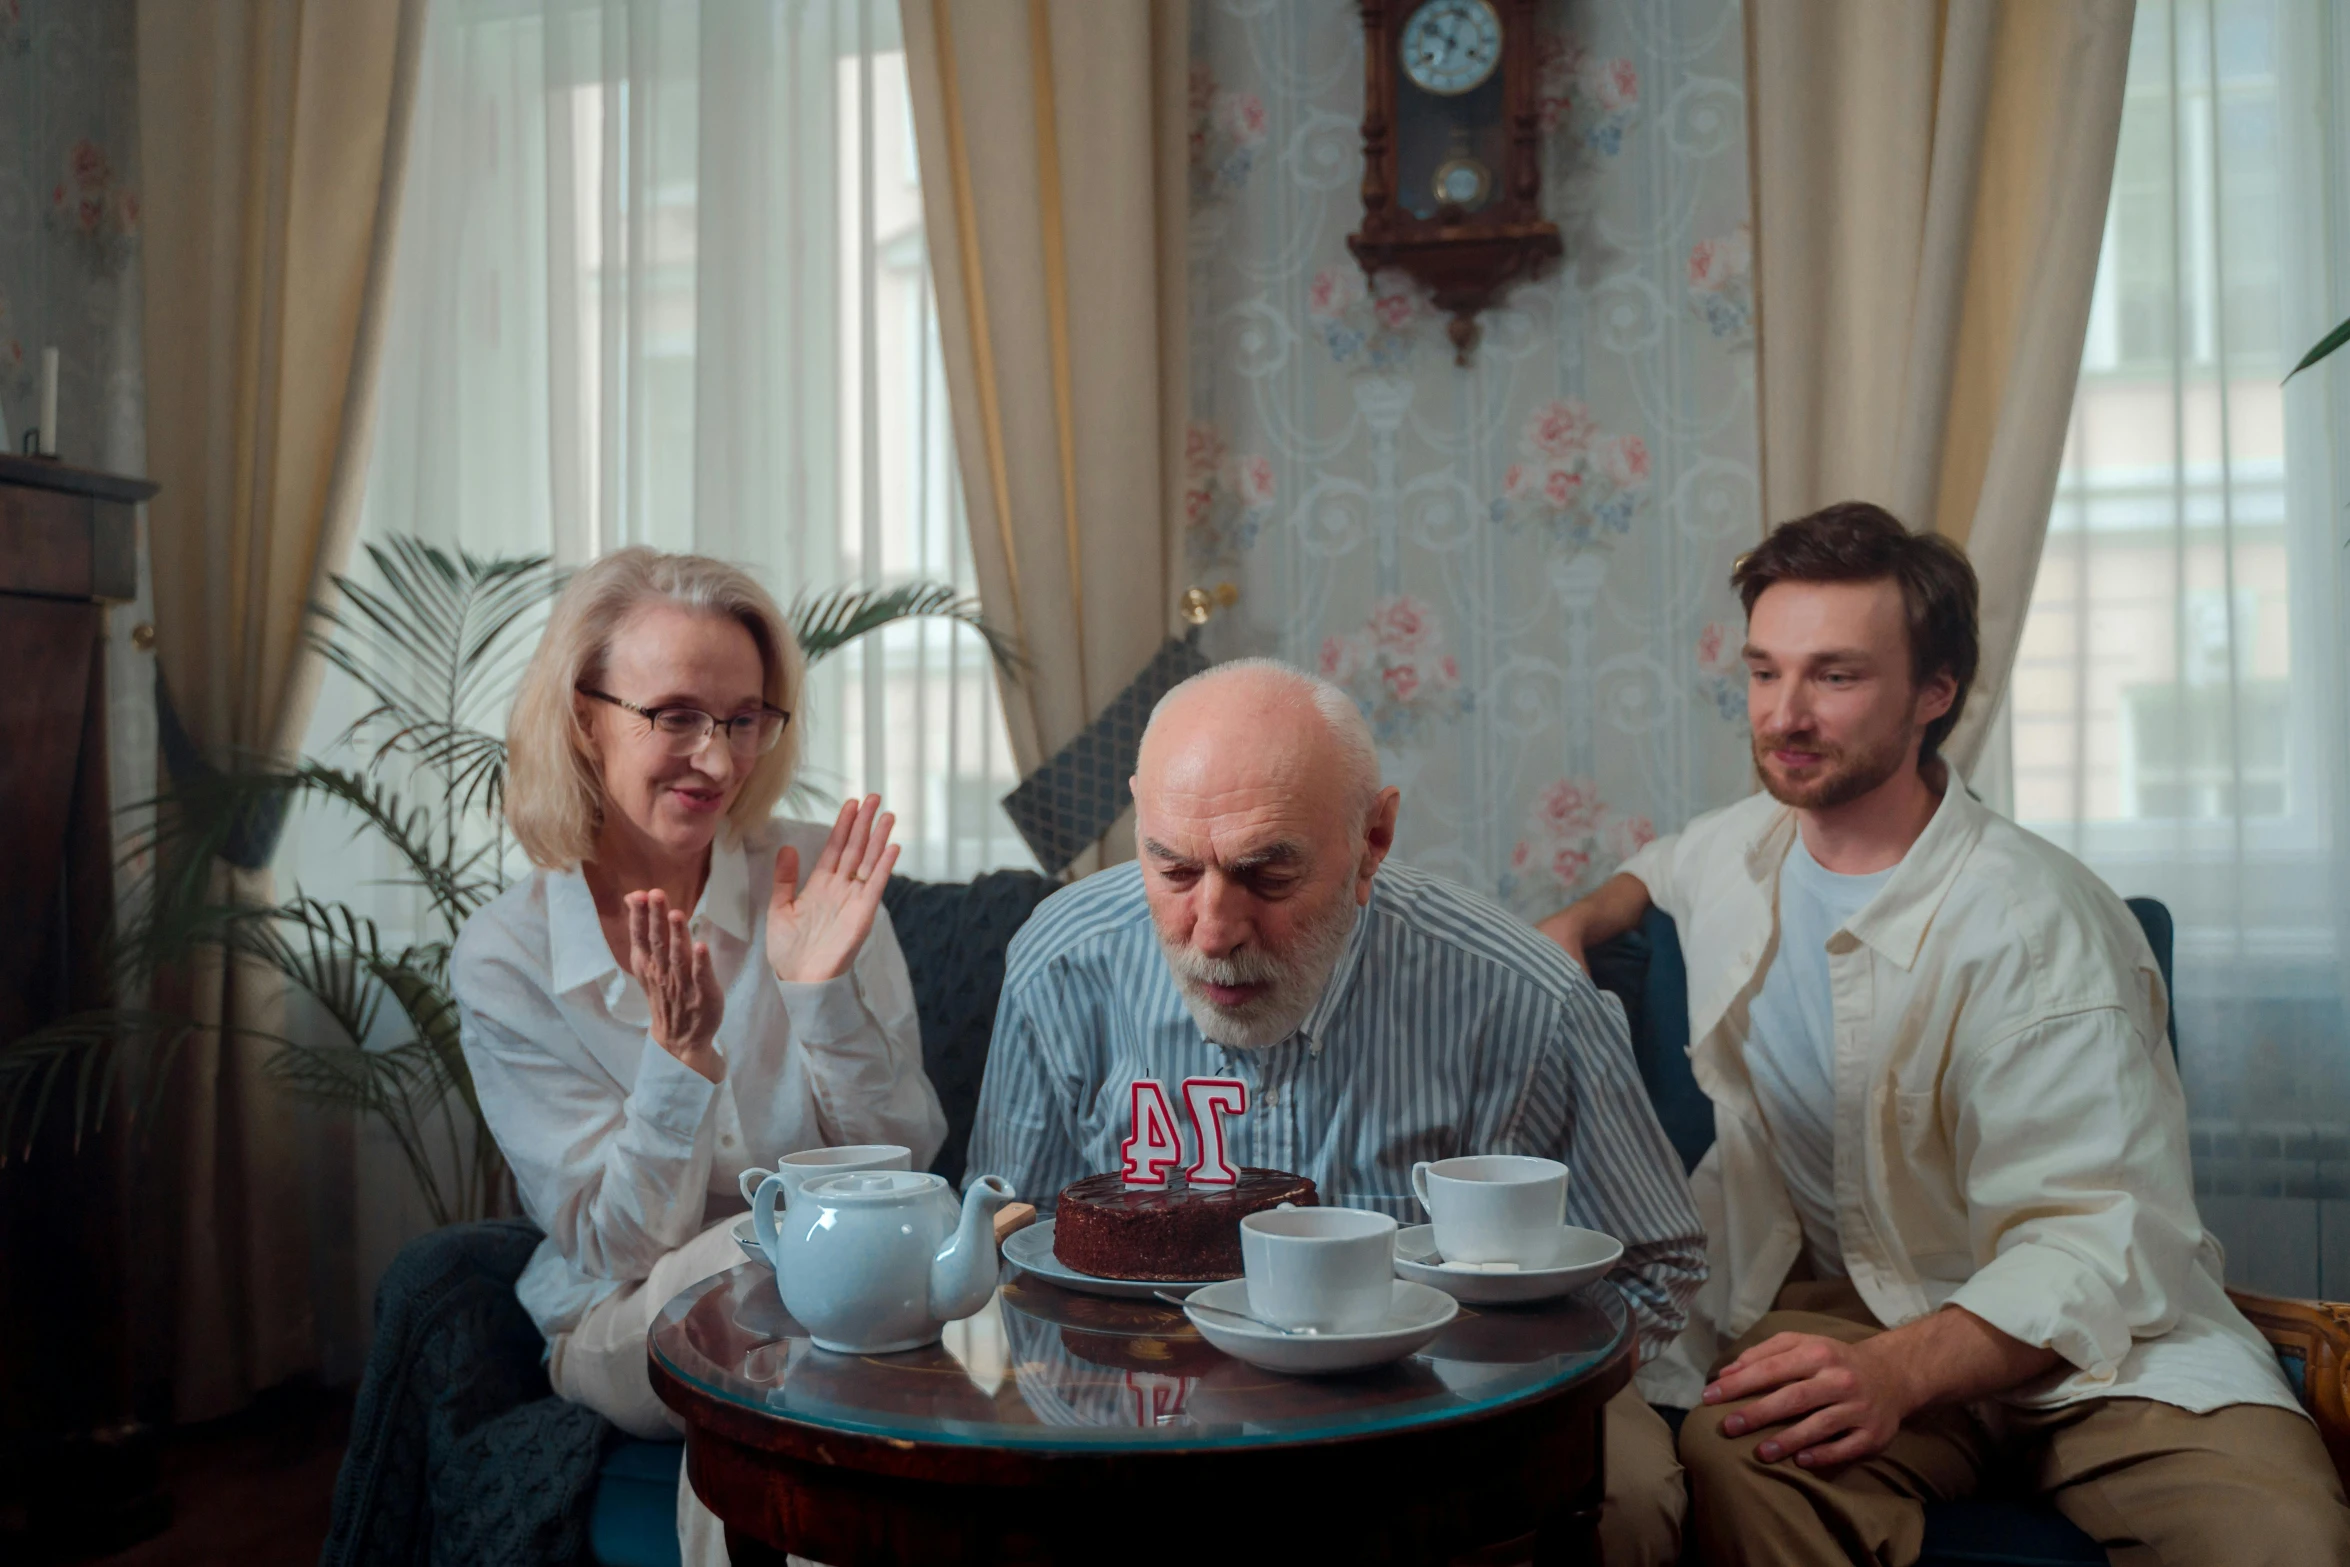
0,452,150,1046
0,453,163,1554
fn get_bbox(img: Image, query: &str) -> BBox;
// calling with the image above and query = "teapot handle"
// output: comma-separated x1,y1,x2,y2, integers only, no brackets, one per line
752,1172,790,1273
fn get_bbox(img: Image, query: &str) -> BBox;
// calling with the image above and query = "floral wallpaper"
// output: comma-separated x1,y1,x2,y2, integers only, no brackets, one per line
1185,0,1761,915
0,0,143,470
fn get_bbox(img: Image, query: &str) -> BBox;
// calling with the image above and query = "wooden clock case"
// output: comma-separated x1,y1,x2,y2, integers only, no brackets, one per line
1348,0,1563,364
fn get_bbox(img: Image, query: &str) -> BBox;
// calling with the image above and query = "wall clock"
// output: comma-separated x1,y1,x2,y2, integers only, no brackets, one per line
1348,0,1561,364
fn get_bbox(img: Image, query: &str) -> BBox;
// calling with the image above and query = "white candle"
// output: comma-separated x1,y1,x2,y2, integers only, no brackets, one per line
38,347,59,456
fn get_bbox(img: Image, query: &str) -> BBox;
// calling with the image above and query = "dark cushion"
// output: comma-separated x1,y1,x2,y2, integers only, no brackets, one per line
2125,895,2179,1057
883,868,1062,1184
1586,907,1713,1175
588,1443,685,1567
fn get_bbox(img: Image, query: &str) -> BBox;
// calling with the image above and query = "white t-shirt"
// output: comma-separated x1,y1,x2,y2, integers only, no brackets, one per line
1742,831,1896,1278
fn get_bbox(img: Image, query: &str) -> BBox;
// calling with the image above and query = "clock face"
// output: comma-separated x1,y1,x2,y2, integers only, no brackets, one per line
1400,0,1503,97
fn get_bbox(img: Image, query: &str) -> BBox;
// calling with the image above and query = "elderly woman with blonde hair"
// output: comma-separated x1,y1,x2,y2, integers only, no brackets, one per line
452,547,945,1558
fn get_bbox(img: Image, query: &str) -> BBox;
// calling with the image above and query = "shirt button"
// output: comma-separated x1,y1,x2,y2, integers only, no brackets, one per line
1262,1089,1279,1107
721,1133,737,1148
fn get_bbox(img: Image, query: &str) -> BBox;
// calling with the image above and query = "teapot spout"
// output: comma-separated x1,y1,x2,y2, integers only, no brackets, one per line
930,1174,1016,1324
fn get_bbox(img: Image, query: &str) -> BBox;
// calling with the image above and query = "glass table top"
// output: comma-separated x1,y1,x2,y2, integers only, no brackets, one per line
651,1261,1630,1453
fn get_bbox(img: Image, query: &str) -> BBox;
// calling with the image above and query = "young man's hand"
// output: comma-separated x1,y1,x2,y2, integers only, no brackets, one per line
1705,1331,1920,1466
1702,1305,2060,1468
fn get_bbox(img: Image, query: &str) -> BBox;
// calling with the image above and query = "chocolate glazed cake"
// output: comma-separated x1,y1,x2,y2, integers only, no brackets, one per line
1052,1168,1318,1281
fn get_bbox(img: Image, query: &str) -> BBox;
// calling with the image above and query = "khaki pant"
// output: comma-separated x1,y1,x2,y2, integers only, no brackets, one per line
546,1213,744,1567
1677,1279,2350,1567
1602,1384,1688,1567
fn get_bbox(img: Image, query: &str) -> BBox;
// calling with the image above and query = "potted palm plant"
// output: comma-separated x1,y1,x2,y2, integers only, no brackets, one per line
0,537,1013,1225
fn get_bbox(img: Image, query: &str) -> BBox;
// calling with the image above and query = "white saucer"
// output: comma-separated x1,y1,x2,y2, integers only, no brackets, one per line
1392,1224,1622,1304
1000,1219,1219,1300
731,1215,768,1266
1183,1279,1457,1375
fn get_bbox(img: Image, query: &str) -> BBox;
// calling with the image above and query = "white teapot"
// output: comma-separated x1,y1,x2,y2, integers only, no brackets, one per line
753,1168,1017,1354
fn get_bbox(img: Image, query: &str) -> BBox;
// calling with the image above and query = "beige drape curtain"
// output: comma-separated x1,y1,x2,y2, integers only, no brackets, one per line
137,0,424,1419
1745,0,2134,772
901,0,1191,869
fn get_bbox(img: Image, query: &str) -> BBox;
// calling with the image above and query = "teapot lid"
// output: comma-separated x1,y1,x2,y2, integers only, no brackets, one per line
798,1169,944,1202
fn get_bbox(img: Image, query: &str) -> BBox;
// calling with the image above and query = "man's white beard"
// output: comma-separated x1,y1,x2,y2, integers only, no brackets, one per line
1158,891,1360,1050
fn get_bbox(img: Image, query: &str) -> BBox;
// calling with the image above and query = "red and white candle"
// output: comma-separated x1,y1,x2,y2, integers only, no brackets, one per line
1120,1075,1249,1188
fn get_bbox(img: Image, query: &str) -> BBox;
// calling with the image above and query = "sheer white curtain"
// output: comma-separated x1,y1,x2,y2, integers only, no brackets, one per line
2005,0,2350,1296
303,0,1030,879
276,0,1030,1368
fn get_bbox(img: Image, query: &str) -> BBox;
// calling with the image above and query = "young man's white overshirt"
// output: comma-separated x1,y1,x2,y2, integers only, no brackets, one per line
1621,782,2300,1419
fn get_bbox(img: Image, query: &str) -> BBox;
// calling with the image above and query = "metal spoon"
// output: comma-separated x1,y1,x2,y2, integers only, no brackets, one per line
1156,1288,1322,1336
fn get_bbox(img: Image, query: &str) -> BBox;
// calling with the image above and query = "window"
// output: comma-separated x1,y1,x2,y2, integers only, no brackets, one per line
2083,5,2283,376
2123,679,2288,819
282,0,1031,909
2006,0,2350,1296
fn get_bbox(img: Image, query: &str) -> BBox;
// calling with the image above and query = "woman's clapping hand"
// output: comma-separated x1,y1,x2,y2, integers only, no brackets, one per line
626,888,726,1082
767,794,899,986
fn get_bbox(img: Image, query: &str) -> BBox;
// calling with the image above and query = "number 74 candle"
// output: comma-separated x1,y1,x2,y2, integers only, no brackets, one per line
1120,1076,1248,1188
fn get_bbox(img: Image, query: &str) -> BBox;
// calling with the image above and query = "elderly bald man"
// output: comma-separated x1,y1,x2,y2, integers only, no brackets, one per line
967,659,1707,1563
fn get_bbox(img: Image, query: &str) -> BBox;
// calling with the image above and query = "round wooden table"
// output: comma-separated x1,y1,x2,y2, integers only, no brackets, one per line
650,1261,1632,1566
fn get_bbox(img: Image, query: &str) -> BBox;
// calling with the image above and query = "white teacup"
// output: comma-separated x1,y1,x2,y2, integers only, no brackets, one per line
1240,1204,1399,1334
1409,1154,1569,1267
737,1143,912,1214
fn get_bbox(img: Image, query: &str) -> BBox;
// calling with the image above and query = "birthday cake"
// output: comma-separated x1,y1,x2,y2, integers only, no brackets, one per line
1052,1168,1319,1281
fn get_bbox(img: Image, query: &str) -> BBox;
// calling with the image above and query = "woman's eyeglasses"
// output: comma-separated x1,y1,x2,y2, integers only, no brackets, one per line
578,688,792,757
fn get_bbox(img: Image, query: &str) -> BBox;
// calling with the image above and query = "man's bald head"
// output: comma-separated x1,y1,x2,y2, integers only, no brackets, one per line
1131,659,1400,1049
1140,659,1380,830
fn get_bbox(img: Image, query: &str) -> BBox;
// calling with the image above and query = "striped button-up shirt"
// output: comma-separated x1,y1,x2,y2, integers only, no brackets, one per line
967,859,1706,1358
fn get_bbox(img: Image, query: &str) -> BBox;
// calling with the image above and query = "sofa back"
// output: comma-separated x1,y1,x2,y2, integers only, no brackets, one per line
880,868,2174,1192
883,869,1062,1184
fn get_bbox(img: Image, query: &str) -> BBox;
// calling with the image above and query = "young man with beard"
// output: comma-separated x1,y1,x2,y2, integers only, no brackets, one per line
1538,503,2349,1565
968,658,1707,1564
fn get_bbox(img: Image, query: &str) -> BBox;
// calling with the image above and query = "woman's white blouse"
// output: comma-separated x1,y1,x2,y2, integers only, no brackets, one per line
452,817,948,1338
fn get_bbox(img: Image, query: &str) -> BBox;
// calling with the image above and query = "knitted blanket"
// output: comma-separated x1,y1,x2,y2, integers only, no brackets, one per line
318,1217,613,1567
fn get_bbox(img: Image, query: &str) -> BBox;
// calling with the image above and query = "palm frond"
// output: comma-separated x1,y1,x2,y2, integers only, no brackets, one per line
0,1011,201,1163
2287,314,2350,382
309,539,563,734
282,764,476,927
265,1034,462,1225
266,1033,414,1118
254,895,391,1049
789,582,1022,677
104,764,479,1019
337,715,510,819
376,958,468,1099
